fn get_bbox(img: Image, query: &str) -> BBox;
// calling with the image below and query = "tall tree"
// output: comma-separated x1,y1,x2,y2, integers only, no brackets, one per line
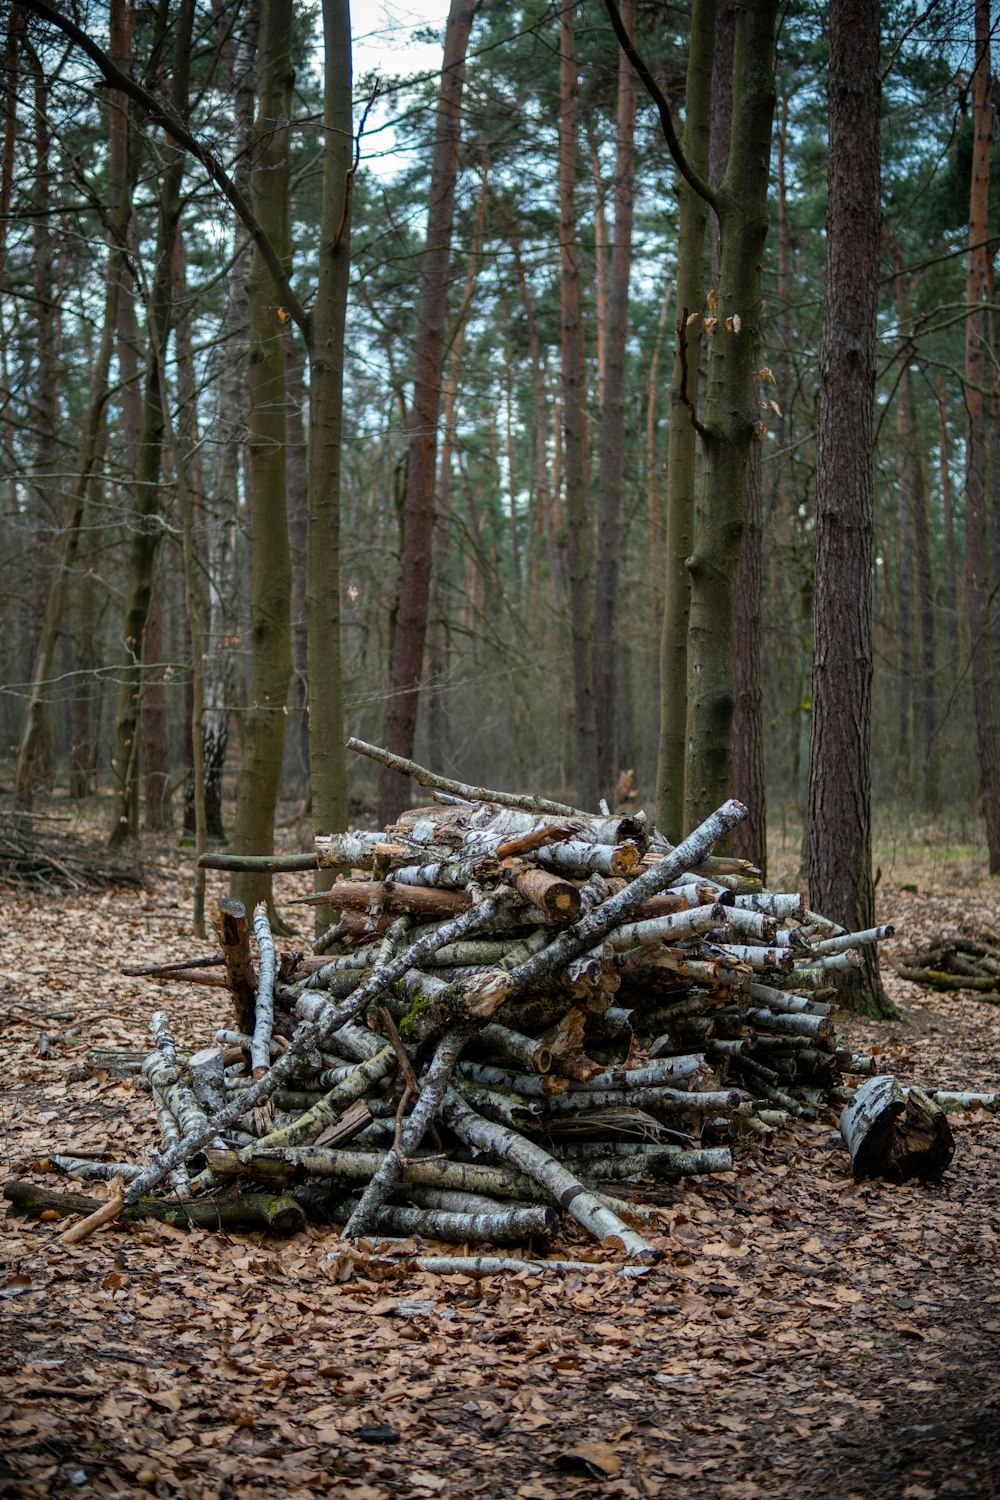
963,0,999,872
228,0,294,913
14,0,135,804
306,0,354,883
709,0,766,875
807,0,888,1014
682,0,778,831
109,0,195,844
593,0,637,800
654,0,713,840
559,0,597,812
377,0,478,825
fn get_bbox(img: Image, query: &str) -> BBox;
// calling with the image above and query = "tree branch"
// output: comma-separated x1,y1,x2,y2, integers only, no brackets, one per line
18,0,311,338
598,0,717,211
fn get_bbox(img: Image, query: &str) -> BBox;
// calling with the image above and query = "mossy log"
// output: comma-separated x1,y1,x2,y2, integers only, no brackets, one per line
4,1178,306,1234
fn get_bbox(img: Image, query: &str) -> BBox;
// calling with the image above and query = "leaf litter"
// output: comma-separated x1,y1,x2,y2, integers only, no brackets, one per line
0,835,998,1497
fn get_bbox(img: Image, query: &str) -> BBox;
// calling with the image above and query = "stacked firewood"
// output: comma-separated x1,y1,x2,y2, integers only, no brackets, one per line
8,746,897,1265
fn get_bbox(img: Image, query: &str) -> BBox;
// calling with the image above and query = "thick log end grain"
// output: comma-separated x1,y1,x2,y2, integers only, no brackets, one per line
840,1076,956,1183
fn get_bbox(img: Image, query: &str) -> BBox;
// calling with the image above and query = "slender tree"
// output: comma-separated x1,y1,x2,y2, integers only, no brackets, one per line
109,0,195,844
807,0,888,1014
682,0,778,831
377,0,478,825
305,0,354,874
593,0,637,800
654,0,713,840
14,0,135,804
963,0,1000,871
228,0,294,913
559,0,597,813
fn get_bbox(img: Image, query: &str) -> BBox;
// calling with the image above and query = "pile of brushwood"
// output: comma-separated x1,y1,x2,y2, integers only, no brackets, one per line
8,745,903,1265
895,929,1000,998
0,809,142,890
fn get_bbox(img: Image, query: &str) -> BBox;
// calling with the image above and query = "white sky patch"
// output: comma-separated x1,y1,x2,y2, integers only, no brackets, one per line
351,0,447,176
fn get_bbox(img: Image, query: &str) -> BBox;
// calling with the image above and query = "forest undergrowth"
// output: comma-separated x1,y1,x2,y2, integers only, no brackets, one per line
1,800,998,1499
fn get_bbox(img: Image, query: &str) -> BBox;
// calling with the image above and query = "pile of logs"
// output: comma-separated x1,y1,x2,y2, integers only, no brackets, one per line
8,746,904,1264
895,930,1000,997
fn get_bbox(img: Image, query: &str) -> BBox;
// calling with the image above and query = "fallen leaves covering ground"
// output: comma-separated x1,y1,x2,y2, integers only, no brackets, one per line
1,816,999,1499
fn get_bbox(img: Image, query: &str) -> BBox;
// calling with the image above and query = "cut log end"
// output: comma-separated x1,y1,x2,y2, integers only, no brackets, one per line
840,1076,956,1184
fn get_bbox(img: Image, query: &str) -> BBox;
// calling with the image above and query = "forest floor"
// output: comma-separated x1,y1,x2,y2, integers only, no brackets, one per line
1,801,999,1500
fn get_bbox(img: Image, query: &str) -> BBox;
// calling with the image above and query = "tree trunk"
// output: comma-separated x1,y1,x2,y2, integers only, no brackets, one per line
683,0,778,831
141,579,170,831
14,31,63,798
559,1,597,813
15,0,135,804
228,0,294,914
185,0,260,843
428,167,489,773
707,0,766,874
963,0,1000,872
286,322,310,800
305,0,354,861
936,375,961,683
109,0,194,845
377,0,477,826
891,252,938,813
807,0,889,1015
731,419,766,875
594,0,637,800
655,0,714,839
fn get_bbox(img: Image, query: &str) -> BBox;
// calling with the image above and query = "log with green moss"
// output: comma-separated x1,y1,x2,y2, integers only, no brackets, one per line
4,1178,306,1234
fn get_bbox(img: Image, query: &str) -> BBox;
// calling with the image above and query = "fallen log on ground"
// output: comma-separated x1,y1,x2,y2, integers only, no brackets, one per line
840,1075,956,1183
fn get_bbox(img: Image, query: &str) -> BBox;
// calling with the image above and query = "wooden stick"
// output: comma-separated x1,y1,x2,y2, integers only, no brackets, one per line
58,1177,125,1244
346,737,582,815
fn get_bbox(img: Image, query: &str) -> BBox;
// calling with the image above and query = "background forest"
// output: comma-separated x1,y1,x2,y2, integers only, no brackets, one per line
0,0,997,972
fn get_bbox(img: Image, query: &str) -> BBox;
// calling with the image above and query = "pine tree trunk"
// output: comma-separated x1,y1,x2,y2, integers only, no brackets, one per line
891,253,938,813
558,2,598,814
378,0,477,825
228,0,294,913
109,0,194,845
305,0,354,857
964,0,1000,872
706,0,766,874
185,0,260,843
683,0,778,831
427,169,489,773
594,0,637,801
807,0,888,1015
655,0,714,839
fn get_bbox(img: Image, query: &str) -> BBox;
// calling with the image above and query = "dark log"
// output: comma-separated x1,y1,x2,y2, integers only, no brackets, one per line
211,897,257,1034
840,1076,956,1183
199,852,319,872
3,1178,306,1234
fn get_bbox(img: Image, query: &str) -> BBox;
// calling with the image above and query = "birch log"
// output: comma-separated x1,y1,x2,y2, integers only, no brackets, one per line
251,902,275,1078
444,1092,658,1261
840,1075,955,1183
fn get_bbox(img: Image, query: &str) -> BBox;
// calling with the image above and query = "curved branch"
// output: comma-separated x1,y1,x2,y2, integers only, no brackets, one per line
599,0,717,211
18,0,311,338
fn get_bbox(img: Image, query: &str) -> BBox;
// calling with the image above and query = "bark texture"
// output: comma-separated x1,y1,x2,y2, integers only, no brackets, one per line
963,0,1000,872
378,0,477,825
228,0,294,914
683,0,778,831
656,0,714,840
306,0,354,873
807,0,888,1014
594,0,637,798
